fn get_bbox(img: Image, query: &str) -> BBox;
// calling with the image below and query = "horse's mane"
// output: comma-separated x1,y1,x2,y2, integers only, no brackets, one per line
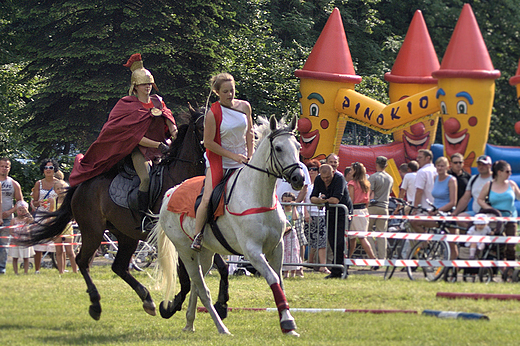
253,115,294,149
166,123,189,159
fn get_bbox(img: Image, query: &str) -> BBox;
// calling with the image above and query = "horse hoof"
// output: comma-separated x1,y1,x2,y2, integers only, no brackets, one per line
182,326,195,333
214,301,228,320
89,305,102,321
280,319,297,331
283,330,300,337
143,301,156,316
159,300,176,319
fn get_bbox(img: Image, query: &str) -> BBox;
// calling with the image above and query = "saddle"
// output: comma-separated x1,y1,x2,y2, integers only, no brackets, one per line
108,157,164,213
167,169,242,255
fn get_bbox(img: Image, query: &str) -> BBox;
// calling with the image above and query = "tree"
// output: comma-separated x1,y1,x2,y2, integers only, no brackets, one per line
4,0,239,160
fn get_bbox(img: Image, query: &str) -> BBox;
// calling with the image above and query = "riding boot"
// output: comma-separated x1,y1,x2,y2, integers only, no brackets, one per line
137,190,152,233
191,231,204,252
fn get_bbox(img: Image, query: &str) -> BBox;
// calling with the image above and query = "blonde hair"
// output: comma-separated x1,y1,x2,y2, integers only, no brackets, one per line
210,73,234,92
435,156,449,166
54,179,69,189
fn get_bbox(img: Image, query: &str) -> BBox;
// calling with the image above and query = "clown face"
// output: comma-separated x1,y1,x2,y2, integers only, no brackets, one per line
436,78,495,168
389,83,439,162
298,79,355,160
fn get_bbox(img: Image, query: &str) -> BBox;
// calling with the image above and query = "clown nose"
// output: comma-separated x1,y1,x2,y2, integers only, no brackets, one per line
298,118,312,133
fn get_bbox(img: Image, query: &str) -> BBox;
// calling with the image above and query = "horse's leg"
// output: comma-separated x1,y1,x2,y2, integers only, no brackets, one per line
213,254,229,320
159,258,191,319
180,249,230,334
248,245,299,337
74,229,104,320
111,234,156,316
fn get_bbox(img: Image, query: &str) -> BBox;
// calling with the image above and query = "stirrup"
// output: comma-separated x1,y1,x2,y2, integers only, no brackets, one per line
191,232,203,252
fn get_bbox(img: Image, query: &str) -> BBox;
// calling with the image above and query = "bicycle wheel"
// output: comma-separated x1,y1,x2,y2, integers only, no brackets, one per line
133,241,157,270
384,239,405,280
406,240,450,281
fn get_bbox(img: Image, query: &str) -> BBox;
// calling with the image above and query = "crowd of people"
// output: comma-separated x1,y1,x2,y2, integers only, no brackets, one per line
275,149,520,279
0,157,77,275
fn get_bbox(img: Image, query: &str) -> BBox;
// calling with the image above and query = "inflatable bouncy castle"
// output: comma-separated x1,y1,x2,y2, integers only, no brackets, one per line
295,4,520,212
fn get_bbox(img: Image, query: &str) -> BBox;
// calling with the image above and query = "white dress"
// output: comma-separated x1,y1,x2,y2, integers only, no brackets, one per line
8,218,35,259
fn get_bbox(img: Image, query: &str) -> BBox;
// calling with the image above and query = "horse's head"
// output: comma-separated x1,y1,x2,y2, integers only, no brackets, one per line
255,115,304,190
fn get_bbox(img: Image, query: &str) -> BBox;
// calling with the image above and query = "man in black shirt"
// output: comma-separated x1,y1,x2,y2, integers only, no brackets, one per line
310,164,352,278
448,153,471,207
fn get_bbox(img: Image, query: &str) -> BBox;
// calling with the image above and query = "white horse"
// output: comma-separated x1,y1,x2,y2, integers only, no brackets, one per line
154,116,304,336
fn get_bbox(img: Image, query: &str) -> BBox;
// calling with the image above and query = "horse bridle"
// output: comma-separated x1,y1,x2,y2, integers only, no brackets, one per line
243,128,301,182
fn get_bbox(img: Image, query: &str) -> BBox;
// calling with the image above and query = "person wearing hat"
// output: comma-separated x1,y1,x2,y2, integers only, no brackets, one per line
453,155,493,221
464,213,492,259
69,54,177,229
367,156,393,263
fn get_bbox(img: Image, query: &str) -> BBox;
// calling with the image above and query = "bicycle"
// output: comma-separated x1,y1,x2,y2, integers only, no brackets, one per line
384,198,415,280
95,230,157,271
406,201,466,281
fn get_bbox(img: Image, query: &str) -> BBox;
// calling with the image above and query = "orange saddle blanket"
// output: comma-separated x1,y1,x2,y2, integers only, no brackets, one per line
166,176,224,218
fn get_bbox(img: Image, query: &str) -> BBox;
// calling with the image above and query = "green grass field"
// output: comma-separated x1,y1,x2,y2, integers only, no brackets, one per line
1,265,520,345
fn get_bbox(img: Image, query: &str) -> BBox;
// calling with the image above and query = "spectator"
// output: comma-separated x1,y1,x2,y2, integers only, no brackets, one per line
8,201,34,274
344,166,352,181
311,164,352,279
413,149,436,208
281,192,301,278
276,161,310,277
367,156,393,261
399,163,409,179
453,155,493,218
0,157,24,274
304,160,329,274
399,161,418,203
347,162,376,264
51,180,78,274
448,153,471,205
464,214,492,260
326,153,342,176
31,159,59,273
477,160,520,261
432,157,458,259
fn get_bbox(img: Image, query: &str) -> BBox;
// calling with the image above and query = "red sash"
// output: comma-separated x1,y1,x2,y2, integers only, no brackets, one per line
207,102,224,188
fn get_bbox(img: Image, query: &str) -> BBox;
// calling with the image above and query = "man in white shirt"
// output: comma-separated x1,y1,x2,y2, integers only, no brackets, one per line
399,161,418,203
410,149,436,234
413,149,436,208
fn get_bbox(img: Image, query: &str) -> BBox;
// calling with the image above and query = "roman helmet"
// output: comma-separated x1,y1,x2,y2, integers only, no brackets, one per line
123,53,158,96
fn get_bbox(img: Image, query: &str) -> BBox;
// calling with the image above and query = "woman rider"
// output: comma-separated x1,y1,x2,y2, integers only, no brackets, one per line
191,73,254,251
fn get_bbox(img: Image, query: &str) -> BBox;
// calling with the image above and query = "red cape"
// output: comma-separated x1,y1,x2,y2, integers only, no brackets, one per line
69,95,175,186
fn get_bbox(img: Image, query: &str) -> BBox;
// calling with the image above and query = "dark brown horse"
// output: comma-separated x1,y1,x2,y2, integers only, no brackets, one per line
20,106,228,320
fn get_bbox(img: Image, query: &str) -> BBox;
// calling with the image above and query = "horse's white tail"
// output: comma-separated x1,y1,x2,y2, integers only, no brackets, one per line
149,221,178,304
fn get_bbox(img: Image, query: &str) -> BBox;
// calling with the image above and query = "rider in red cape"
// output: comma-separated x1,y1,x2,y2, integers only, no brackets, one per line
69,53,177,230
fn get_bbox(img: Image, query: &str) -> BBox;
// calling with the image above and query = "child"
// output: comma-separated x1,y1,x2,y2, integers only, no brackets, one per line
51,180,78,274
8,201,35,274
281,192,301,278
465,213,492,259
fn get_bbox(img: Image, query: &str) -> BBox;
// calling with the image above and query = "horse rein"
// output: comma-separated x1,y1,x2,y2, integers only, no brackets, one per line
244,128,301,181
226,129,301,204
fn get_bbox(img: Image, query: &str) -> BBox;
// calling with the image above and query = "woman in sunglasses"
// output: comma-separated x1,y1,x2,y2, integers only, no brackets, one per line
478,160,520,261
30,158,59,273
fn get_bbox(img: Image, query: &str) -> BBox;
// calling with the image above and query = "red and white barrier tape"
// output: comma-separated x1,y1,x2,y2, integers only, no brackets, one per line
197,307,417,314
346,231,520,244
351,214,520,222
344,258,520,268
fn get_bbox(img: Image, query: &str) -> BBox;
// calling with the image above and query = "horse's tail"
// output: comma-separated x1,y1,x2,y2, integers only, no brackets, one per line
149,219,178,307
18,186,77,246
